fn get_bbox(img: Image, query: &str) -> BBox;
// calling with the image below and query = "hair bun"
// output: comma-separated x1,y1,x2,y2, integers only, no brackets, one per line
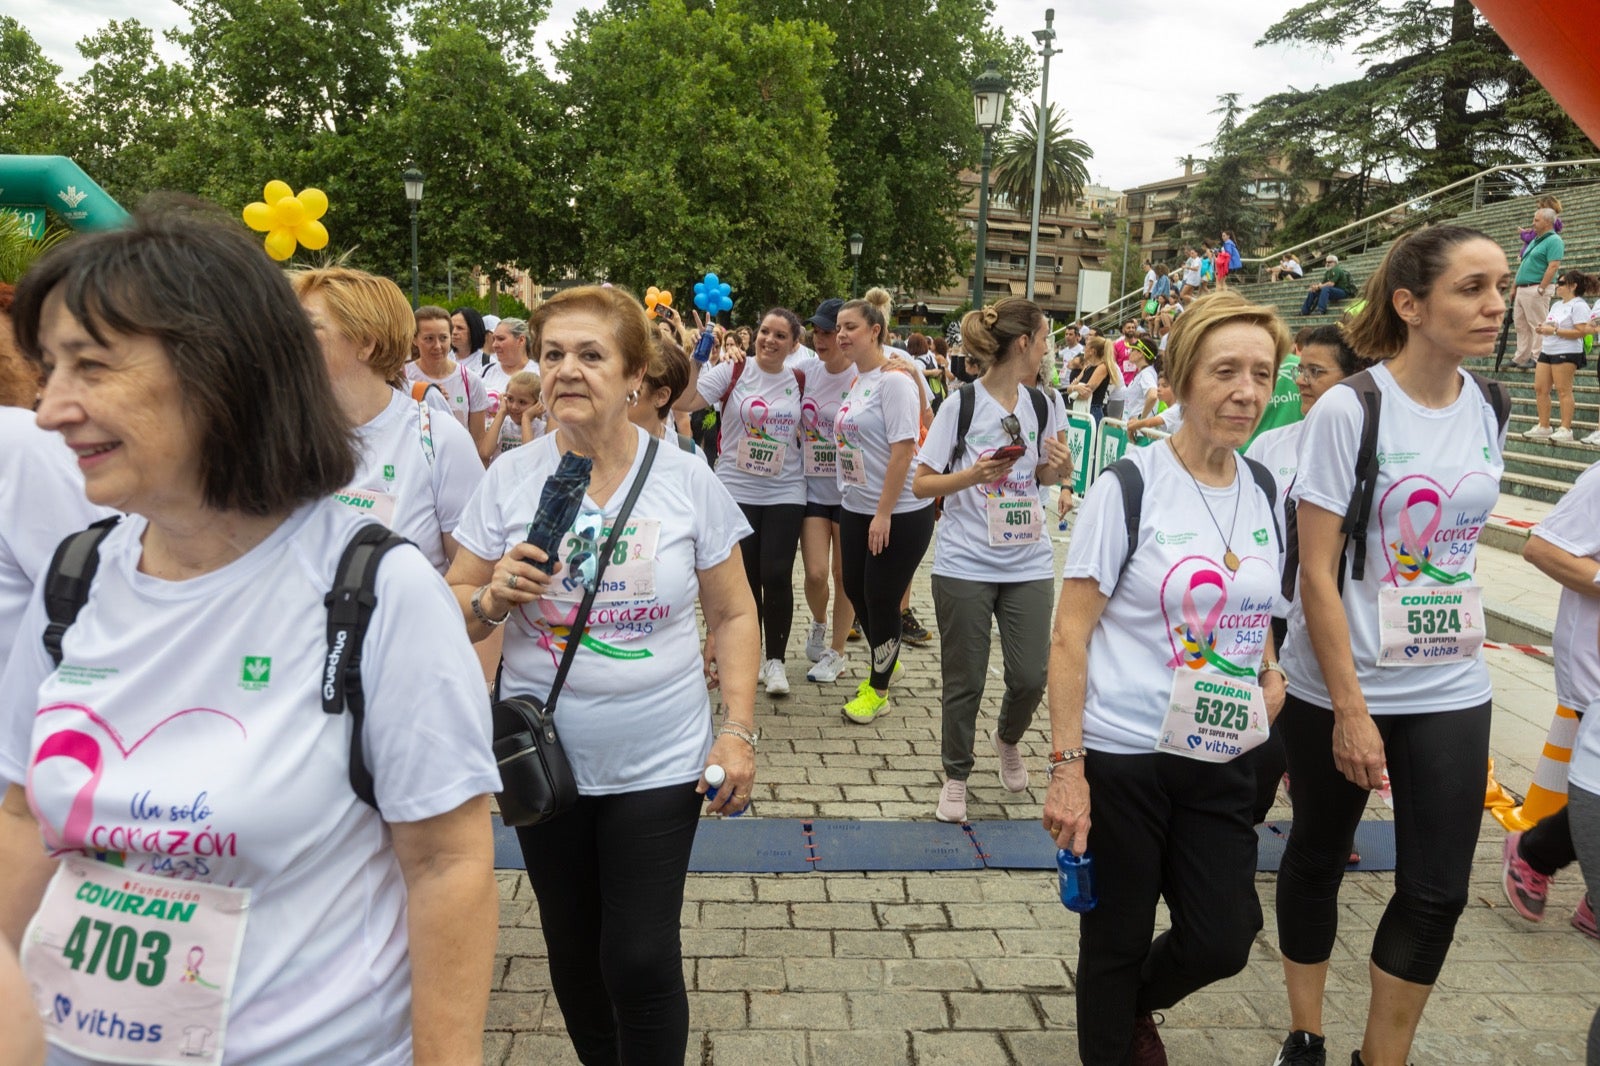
982,306,998,326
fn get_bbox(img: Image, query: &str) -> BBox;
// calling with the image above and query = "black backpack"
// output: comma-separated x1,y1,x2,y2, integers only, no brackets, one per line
1101,454,1280,590
41,518,410,809
1279,368,1510,600
944,383,1051,472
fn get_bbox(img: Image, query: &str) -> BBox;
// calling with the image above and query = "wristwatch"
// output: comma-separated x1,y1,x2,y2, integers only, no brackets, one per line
1260,659,1288,684
470,584,509,627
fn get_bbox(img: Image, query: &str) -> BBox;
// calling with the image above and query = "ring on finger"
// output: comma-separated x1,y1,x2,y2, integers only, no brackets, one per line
507,573,519,590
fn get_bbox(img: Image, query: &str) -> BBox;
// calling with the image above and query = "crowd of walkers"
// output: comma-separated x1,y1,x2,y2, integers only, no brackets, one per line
0,202,1598,1066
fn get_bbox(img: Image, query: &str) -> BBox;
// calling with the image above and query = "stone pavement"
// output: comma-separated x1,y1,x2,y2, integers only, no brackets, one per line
484,495,1600,1065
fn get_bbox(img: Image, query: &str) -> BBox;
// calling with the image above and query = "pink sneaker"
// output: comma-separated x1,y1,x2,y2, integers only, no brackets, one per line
1573,894,1598,941
1501,832,1551,921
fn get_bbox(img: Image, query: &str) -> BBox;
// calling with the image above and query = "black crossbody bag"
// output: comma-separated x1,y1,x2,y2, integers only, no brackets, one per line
492,437,659,826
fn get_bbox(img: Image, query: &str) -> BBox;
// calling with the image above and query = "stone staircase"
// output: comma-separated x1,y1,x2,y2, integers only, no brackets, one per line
1226,181,1600,505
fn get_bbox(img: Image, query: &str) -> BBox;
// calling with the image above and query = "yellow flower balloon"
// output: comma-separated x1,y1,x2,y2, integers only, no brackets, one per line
263,180,293,205
298,187,329,221
242,181,333,261
294,219,329,251
263,229,298,261
241,201,274,233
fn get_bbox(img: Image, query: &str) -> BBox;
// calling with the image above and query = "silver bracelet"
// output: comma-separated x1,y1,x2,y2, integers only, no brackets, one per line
717,722,759,751
470,584,508,627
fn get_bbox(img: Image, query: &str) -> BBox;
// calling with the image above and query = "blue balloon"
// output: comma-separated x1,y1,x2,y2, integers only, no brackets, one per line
718,282,731,299
705,273,720,288
694,292,710,311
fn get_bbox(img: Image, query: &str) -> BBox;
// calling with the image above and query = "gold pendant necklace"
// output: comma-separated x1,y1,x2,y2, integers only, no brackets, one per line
1168,440,1241,573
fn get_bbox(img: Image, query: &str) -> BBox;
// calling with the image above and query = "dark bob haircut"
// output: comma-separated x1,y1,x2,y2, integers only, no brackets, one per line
12,202,356,516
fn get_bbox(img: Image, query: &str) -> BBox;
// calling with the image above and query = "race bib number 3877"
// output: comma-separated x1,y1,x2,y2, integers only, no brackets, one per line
22,857,250,1065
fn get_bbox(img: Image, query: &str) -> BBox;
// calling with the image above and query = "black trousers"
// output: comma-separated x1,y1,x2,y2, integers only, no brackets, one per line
838,505,935,689
736,502,806,661
516,782,702,1065
1275,694,1491,984
1076,750,1262,1065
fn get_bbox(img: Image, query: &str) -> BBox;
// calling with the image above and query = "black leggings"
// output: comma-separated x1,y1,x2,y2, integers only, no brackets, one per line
736,502,805,661
839,505,935,689
516,782,702,1065
1275,694,1491,984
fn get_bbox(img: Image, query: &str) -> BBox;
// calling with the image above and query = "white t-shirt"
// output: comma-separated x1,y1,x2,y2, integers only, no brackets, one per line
1159,404,1183,433
491,408,540,464
1049,388,1070,433
0,410,116,671
1281,365,1504,714
404,360,489,429
791,355,857,508
1121,366,1157,419
1063,442,1281,753
1142,268,1157,296
453,427,750,794
1542,297,1591,356
1184,256,1202,286
0,500,498,1066
696,361,807,506
1243,420,1304,618
784,344,817,369
478,360,532,416
338,390,484,574
1528,461,1600,708
916,381,1058,583
835,366,925,516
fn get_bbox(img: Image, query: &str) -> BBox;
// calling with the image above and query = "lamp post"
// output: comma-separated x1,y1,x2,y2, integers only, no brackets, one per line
849,232,864,298
1025,9,1060,302
403,166,425,309
970,61,1009,309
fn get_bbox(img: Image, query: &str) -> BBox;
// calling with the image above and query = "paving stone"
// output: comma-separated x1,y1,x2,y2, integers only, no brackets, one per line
698,957,787,992
502,956,553,991
909,1030,1012,1064
806,1029,911,1065
884,959,979,990
748,990,850,1028
708,1030,806,1064
681,928,745,958
1001,1029,1079,1064
969,957,1069,990
754,877,829,902
833,930,914,958
876,903,951,929
482,1031,513,1066
792,901,879,929
785,957,885,991
846,990,949,1029
948,991,1041,1029
744,928,833,958
485,992,545,1031
504,1032,581,1064
824,877,908,903
687,991,748,1030
700,902,791,929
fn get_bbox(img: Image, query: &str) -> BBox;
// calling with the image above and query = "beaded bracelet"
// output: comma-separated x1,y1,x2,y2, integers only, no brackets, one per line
1047,748,1087,767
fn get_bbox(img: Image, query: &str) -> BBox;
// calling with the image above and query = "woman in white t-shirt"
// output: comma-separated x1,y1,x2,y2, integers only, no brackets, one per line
832,299,935,725
912,298,1072,824
1182,247,1204,295
294,268,485,574
406,305,491,450
1528,271,1593,442
447,285,760,1066
1119,343,1158,421
675,308,809,695
1271,226,1511,1066
480,315,533,421
1043,292,1290,1065
0,210,499,1064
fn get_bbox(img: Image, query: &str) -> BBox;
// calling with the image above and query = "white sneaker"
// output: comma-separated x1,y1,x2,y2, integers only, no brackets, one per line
1582,430,1600,446
991,730,1028,792
805,621,827,663
1525,425,1553,439
935,778,968,823
761,658,790,697
1552,427,1574,442
806,648,848,683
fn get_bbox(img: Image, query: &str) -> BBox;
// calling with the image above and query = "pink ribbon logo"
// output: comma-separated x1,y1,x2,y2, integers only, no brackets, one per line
739,396,770,439
1387,487,1440,583
800,396,821,438
1167,569,1226,670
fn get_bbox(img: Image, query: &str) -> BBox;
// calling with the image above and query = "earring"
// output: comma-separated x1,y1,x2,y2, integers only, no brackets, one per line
627,389,640,405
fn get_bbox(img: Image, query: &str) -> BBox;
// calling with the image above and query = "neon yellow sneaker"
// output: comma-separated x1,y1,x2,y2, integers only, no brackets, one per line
841,680,889,724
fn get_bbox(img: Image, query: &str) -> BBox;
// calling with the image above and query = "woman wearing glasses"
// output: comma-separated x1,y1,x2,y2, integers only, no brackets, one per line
1243,324,1372,824
447,286,761,1066
912,298,1072,823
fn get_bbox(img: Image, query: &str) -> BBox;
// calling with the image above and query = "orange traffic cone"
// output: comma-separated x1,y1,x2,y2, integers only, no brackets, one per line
1491,704,1580,833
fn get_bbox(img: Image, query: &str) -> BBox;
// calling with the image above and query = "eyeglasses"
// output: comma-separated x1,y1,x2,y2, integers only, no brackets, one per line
1000,413,1024,448
1295,364,1333,382
565,507,605,592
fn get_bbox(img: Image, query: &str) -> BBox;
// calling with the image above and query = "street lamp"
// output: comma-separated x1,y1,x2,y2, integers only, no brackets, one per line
970,61,1009,309
1025,9,1060,302
849,232,864,298
403,166,425,309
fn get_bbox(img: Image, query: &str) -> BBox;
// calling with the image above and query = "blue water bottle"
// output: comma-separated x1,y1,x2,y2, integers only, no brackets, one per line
1057,849,1097,913
703,765,746,818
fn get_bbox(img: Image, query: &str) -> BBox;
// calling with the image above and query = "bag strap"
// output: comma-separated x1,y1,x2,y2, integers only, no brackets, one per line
1469,371,1511,435
42,516,124,667
1339,370,1383,583
718,358,747,408
1026,386,1049,457
944,383,977,472
1242,456,1281,549
416,397,437,467
323,523,412,809
1105,458,1144,590
537,436,660,718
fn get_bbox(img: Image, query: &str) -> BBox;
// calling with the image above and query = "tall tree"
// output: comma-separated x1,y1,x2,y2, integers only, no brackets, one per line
0,17,73,156
990,103,1093,217
558,0,842,312
66,21,191,206
1177,94,1272,247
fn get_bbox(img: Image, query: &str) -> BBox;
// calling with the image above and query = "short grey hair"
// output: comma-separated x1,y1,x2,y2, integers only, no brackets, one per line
1536,207,1558,224
499,317,528,338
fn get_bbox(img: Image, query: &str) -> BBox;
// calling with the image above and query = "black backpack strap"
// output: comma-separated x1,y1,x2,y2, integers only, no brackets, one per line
1281,491,1301,603
1104,458,1144,588
1242,456,1281,550
1469,371,1511,435
323,523,412,809
42,516,123,667
945,383,977,472
1339,370,1383,583
1026,386,1049,456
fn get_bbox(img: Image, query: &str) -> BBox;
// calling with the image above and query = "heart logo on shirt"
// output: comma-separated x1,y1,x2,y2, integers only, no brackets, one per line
28,702,246,854
1376,472,1494,585
1158,556,1270,676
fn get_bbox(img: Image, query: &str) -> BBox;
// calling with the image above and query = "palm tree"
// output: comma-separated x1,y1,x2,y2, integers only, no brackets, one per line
990,103,1093,217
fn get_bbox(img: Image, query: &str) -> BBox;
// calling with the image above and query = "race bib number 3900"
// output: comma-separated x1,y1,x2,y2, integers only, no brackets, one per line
22,856,250,1065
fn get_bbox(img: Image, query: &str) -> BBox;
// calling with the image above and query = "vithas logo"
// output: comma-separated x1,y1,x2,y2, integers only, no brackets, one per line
240,656,272,691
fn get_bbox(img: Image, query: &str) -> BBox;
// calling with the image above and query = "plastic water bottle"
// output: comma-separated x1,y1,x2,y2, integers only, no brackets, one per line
703,764,746,818
1057,849,1097,912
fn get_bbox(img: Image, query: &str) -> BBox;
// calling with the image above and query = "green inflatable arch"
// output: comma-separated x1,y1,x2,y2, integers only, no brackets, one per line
0,155,128,235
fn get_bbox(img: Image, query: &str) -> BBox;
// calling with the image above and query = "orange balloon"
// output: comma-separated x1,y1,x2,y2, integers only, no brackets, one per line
242,201,274,232
658,290,673,308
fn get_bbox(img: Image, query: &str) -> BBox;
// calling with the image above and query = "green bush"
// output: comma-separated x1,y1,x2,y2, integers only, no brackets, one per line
413,290,536,319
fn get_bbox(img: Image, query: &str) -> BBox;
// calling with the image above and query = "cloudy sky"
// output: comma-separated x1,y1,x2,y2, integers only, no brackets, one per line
16,0,1373,190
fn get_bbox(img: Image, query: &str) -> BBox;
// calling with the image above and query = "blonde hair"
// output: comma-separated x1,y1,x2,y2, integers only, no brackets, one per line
506,369,541,396
1164,291,1290,400
863,286,893,322
959,297,1044,375
290,267,417,380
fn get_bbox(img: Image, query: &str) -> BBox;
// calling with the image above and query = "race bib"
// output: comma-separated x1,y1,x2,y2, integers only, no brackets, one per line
838,444,868,488
1155,672,1270,763
332,487,397,527
22,857,250,1066
733,437,786,478
550,517,661,604
803,439,837,478
1377,585,1485,667
985,496,1043,546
